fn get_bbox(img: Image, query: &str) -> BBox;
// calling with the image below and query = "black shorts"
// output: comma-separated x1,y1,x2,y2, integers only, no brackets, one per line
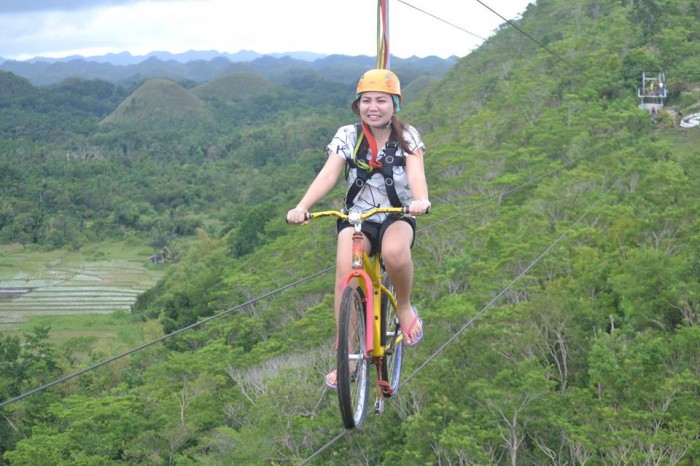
337,214,417,256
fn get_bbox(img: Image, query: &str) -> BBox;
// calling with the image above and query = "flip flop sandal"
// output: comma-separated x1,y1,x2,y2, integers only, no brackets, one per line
325,369,337,389
325,364,360,388
401,306,424,347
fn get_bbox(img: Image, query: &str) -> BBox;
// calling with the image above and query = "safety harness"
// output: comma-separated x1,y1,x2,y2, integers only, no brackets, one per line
344,123,405,210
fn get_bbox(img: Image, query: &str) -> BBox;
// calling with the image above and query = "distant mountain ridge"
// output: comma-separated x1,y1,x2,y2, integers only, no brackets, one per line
0,50,457,86
0,49,326,66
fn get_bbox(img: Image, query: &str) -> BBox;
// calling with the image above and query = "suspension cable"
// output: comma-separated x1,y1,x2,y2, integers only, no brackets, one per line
0,5,629,466
397,0,486,42
401,167,630,386
473,0,572,66
299,168,631,464
0,152,579,411
0,268,332,410
396,0,570,66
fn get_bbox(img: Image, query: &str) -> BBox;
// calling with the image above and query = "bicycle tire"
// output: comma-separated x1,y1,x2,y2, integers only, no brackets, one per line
380,272,403,396
337,285,370,429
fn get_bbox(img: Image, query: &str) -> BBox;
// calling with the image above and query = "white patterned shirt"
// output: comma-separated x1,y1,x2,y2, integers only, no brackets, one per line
326,124,426,223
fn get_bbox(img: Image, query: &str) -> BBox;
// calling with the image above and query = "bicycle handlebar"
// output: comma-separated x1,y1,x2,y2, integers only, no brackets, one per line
286,205,430,224
305,206,409,222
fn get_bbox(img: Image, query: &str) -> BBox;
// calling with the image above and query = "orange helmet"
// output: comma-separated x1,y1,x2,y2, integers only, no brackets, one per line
356,68,402,101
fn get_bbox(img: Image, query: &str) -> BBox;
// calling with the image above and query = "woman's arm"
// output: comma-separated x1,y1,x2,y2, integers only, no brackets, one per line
405,148,431,215
287,153,346,223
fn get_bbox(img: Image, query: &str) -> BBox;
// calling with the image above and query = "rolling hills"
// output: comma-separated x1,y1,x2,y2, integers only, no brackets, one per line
1,0,700,464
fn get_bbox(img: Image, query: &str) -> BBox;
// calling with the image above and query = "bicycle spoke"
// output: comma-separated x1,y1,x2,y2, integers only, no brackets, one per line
380,272,403,397
337,286,369,429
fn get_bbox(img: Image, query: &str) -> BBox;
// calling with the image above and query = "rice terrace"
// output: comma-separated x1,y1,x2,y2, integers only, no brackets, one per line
0,242,164,336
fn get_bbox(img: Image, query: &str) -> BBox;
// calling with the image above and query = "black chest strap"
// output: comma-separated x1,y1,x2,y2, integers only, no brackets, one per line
345,140,404,209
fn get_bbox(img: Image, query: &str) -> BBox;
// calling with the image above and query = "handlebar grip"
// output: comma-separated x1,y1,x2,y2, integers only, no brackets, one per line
401,205,430,215
285,212,311,224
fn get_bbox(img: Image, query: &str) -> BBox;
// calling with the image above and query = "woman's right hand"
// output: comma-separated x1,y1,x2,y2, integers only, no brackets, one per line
286,206,309,225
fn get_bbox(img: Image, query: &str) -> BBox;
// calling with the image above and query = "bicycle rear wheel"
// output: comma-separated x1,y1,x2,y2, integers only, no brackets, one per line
337,285,370,429
380,272,403,396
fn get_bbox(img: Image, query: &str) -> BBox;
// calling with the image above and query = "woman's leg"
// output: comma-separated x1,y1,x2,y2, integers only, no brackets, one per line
380,221,422,343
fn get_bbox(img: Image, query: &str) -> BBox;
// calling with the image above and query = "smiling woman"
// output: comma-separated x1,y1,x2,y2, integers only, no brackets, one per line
0,0,533,60
287,67,430,388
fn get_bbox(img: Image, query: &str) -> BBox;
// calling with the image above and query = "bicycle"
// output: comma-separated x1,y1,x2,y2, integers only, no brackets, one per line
301,206,411,429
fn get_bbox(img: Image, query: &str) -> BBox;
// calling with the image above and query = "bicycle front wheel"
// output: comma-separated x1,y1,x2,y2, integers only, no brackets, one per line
380,272,403,396
337,285,370,429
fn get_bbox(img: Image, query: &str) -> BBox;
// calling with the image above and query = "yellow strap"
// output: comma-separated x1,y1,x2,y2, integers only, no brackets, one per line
376,0,389,69
352,129,372,171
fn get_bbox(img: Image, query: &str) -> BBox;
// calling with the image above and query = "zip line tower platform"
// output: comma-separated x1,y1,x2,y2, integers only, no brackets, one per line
638,71,667,115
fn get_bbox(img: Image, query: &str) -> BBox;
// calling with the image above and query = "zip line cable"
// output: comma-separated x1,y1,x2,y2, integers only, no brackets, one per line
2,1,589,458
299,168,631,465
396,0,487,42
2,0,582,414
298,429,352,466
0,268,332,410
0,153,579,412
473,0,572,67
7,0,634,461
298,10,600,454
396,0,571,67
400,168,630,387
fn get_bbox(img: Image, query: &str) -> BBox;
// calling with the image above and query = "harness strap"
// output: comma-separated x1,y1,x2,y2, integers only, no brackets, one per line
381,141,402,207
344,127,403,209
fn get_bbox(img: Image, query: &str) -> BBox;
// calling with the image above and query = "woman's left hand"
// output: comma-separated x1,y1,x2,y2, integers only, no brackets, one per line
408,199,431,216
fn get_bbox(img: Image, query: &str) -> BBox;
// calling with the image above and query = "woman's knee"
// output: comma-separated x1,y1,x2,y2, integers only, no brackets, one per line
381,237,412,267
381,225,413,260
383,249,412,271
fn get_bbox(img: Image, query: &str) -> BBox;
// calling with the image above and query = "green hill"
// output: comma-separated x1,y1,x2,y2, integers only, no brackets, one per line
100,77,212,129
0,71,34,99
190,72,280,102
2,0,700,464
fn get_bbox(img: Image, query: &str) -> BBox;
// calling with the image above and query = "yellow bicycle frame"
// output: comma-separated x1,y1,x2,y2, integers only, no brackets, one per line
310,207,406,359
340,249,399,359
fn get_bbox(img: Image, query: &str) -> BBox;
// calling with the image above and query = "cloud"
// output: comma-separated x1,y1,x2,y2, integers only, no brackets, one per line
0,0,532,61
0,0,189,14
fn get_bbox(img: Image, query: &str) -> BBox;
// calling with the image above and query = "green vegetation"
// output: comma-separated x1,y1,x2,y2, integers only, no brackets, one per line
2,0,700,464
19,311,153,355
0,241,164,332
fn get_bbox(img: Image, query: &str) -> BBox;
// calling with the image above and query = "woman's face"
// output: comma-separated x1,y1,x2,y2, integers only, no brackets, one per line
358,91,394,128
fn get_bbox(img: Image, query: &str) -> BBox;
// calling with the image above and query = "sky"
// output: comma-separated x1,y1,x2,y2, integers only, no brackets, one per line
0,0,533,61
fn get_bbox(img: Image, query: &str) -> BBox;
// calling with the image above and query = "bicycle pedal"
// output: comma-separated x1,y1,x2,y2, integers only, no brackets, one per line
374,398,384,414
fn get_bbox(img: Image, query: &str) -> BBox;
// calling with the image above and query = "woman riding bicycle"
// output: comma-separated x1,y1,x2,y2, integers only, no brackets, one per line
286,69,431,388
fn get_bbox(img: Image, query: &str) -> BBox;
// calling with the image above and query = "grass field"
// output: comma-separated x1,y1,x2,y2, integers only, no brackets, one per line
0,240,165,339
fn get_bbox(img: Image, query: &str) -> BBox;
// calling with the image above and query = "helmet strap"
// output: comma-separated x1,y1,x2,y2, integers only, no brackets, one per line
392,95,401,112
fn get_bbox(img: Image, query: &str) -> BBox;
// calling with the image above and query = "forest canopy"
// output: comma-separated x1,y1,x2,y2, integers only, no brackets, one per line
1,0,700,464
